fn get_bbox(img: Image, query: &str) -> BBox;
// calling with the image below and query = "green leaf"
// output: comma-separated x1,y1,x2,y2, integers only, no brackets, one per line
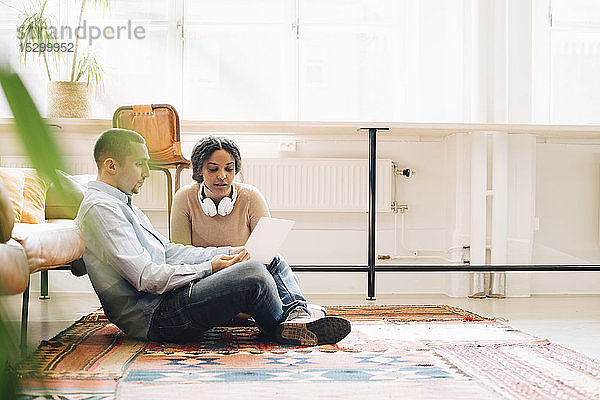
0,307,19,400
0,62,75,400
74,51,104,88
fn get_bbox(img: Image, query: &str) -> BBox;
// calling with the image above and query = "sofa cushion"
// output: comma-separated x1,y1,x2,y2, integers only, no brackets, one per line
21,169,50,224
0,167,25,223
11,220,85,273
0,238,29,295
0,180,15,243
45,172,94,220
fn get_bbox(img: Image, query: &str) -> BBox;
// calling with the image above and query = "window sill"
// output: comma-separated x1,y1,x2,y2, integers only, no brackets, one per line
1,118,600,141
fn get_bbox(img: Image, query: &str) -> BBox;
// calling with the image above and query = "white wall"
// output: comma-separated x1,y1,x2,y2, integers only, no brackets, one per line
535,143,600,262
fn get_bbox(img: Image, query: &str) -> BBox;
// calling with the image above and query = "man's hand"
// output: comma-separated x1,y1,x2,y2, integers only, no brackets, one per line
211,249,249,273
229,246,246,255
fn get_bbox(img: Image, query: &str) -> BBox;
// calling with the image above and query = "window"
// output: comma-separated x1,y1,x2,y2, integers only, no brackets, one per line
183,0,296,120
0,0,61,116
2,1,598,125
84,1,177,117
298,0,466,122
549,0,600,124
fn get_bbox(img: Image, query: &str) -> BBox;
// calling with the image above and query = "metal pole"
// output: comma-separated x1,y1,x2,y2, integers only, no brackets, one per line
39,269,49,299
21,278,30,356
290,265,600,272
359,127,388,300
367,128,377,300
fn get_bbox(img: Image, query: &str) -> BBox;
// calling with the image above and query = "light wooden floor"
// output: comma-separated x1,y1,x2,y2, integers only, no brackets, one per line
2,291,599,360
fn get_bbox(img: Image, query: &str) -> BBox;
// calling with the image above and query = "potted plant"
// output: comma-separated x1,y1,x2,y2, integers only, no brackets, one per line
16,0,106,118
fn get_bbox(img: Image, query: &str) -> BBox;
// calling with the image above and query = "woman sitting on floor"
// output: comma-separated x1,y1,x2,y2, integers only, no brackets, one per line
170,135,325,319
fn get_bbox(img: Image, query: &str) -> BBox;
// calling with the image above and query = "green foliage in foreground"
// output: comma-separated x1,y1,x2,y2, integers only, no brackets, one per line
0,63,73,399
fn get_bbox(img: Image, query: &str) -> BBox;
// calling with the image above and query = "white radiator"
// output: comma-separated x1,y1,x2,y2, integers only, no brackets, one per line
1,156,394,213
0,156,96,173
240,158,393,212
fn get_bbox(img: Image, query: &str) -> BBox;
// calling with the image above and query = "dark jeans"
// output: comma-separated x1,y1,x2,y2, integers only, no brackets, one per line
147,255,308,342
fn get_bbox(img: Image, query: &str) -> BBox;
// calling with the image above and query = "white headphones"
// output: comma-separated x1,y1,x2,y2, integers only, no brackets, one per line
198,183,238,217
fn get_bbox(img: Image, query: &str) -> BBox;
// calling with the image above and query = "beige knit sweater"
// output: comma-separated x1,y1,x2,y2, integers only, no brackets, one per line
170,182,270,247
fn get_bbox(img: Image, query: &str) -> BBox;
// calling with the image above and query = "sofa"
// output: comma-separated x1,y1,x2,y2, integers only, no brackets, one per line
0,167,92,351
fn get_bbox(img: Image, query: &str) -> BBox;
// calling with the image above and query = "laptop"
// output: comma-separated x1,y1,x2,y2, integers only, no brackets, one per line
244,217,295,264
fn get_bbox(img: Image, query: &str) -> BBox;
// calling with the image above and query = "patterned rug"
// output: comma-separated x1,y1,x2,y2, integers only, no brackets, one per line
17,305,600,399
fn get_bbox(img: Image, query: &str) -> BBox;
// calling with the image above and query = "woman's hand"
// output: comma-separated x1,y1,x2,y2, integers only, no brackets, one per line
211,250,249,272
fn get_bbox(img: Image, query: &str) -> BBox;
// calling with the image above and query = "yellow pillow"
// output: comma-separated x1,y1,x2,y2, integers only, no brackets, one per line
45,171,88,220
0,167,25,222
21,169,50,224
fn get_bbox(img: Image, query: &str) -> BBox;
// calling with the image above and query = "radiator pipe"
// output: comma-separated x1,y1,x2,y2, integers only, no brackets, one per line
387,212,464,261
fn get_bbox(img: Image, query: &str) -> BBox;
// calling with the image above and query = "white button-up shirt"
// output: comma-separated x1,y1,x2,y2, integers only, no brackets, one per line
76,181,229,338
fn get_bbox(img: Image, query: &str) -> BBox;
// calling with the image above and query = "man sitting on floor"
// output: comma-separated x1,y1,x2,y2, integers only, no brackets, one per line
75,128,351,345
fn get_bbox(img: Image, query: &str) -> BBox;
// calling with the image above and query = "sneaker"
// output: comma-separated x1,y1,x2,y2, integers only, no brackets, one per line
275,308,351,346
308,303,327,318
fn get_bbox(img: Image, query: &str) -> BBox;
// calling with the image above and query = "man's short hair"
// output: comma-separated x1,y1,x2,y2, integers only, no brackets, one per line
94,129,146,165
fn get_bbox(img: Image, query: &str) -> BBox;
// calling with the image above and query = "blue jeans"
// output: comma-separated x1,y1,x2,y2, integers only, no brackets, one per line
147,255,308,342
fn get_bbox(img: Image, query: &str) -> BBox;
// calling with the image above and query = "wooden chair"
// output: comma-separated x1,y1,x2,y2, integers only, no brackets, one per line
112,104,190,228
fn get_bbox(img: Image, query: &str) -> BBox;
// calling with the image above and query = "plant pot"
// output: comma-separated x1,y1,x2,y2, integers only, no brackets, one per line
47,81,90,118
